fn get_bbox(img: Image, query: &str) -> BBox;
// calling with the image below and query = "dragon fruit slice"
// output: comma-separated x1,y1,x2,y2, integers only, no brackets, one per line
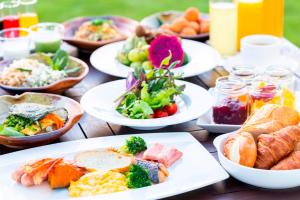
148,35,184,69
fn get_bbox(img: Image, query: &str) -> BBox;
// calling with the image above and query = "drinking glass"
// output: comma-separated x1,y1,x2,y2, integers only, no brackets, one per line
30,22,64,53
210,0,237,57
19,0,39,35
0,28,31,60
3,0,20,29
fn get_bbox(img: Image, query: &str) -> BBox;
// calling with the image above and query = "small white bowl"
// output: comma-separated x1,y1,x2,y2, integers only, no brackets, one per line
214,133,300,189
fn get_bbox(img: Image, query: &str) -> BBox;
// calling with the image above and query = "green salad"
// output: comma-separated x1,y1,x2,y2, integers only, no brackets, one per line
115,53,185,119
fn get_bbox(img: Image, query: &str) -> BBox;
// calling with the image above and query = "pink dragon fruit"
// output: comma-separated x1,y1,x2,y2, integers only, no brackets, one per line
148,35,184,69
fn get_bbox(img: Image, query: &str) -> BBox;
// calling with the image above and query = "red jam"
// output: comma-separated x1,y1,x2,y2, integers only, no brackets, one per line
213,99,248,125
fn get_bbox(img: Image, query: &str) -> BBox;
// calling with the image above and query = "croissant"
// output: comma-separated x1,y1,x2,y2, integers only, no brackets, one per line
241,104,300,139
255,126,300,169
271,151,300,170
224,132,257,167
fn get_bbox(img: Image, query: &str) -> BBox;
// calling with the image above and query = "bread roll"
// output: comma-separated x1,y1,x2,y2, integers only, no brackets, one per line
242,104,300,139
224,132,257,167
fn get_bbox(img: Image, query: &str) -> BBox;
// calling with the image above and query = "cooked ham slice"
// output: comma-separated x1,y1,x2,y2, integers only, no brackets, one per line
143,143,183,167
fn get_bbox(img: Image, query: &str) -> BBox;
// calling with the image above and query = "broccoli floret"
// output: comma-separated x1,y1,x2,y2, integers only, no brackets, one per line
120,136,147,155
126,164,152,188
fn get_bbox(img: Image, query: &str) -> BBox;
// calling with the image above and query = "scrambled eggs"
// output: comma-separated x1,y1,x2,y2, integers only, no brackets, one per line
68,170,128,197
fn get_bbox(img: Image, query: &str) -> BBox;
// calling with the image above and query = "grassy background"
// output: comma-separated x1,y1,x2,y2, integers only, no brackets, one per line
36,0,300,46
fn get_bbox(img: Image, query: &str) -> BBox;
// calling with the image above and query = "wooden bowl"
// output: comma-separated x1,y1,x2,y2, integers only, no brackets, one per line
0,55,89,94
140,11,209,42
0,92,83,149
63,16,139,51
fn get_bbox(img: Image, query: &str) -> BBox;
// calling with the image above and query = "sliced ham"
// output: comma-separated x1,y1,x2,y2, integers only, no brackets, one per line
143,143,183,167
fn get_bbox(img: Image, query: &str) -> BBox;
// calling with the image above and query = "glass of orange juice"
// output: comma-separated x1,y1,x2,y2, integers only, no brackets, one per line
236,0,263,50
210,0,237,57
263,0,284,37
19,0,38,35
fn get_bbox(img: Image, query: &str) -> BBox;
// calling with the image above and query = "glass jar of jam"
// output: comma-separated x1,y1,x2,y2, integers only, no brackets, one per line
212,76,250,125
250,78,282,114
265,66,295,108
230,65,257,86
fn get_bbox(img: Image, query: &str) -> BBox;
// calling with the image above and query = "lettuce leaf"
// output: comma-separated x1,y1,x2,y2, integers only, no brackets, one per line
141,82,177,109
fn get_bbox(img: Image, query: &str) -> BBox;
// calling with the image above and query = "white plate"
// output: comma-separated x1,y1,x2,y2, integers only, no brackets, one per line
214,133,300,189
197,110,241,134
81,80,213,130
197,92,300,134
90,39,222,78
0,132,229,200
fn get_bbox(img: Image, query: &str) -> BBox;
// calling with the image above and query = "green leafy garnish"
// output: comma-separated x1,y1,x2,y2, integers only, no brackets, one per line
16,68,32,72
3,115,36,132
52,49,69,71
126,164,152,189
91,19,112,26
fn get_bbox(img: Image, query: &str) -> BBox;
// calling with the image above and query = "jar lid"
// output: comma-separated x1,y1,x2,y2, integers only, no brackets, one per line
216,76,247,95
265,66,293,80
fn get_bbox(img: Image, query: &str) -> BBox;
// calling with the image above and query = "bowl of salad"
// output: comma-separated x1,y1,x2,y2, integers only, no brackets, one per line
63,16,139,51
0,49,89,94
81,54,213,130
0,92,83,148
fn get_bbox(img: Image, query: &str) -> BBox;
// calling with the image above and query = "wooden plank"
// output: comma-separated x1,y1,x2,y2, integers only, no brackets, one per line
197,69,223,88
59,123,86,141
79,113,114,138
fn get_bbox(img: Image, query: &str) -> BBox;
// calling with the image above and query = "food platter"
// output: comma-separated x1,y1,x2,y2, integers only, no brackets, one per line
90,39,222,78
0,132,229,200
81,80,213,130
0,92,83,148
140,10,209,42
63,16,139,51
0,52,89,94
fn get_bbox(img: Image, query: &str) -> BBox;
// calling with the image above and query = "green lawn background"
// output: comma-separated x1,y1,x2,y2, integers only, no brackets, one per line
36,0,300,46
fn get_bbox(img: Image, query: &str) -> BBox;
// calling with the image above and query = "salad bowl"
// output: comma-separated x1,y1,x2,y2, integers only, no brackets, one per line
0,92,83,149
81,79,213,130
0,54,89,94
90,39,222,78
214,133,300,189
63,16,139,51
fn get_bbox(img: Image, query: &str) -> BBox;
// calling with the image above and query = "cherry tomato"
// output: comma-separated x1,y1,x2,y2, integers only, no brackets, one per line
164,103,178,116
154,109,169,118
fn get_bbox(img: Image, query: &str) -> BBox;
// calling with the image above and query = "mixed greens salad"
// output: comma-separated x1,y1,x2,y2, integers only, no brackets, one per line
116,52,185,119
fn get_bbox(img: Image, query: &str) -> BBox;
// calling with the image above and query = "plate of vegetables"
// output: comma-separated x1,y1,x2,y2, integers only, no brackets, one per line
82,54,213,130
63,16,139,51
0,132,229,200
90,26,221,78
140,7,209,41
0,92,83,148
0,49,89,94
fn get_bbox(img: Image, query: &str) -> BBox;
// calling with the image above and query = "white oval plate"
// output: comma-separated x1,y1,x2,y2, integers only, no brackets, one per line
90,39,222,78
81,80,213,130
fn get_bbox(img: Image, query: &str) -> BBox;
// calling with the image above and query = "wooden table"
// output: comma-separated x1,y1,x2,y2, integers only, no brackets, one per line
1,42,300,200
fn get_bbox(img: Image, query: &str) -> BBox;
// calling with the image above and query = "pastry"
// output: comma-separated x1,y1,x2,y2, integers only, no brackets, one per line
255,126,300,169
224,132,257,167
241,104,300,139
271,151,300,170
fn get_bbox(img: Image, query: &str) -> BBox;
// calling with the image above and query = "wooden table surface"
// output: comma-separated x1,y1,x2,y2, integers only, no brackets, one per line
1,46,300,200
